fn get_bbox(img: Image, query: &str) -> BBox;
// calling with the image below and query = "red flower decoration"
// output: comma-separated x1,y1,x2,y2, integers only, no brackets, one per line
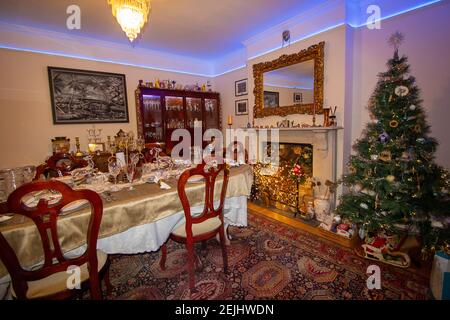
292,164,304,176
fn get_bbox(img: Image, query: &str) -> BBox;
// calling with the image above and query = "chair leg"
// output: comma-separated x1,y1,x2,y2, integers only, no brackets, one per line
186,241,196,294
219,226,228,273
90,274,102,300
160,242,168,271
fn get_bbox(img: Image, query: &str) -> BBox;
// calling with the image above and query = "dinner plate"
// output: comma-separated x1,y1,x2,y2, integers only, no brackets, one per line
60,199,89,215
22,190,62,208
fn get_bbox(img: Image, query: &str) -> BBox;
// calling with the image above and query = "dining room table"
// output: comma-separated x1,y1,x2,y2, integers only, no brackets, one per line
0,164,253,299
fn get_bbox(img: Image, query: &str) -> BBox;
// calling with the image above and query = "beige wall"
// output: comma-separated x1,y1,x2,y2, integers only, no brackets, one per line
214,67,249,132
0,48,211,169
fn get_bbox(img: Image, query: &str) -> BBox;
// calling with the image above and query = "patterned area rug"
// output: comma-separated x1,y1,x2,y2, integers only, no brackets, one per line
107,212,430,300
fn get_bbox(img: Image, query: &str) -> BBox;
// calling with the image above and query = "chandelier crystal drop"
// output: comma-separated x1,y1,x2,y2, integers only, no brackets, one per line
108,0,151,42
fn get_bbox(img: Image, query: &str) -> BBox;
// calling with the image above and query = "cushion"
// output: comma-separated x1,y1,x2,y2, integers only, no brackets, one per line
11,250,108,299
172,216,222,238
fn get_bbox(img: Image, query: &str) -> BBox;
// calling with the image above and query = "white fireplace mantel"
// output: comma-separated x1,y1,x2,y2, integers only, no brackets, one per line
246,126,343,208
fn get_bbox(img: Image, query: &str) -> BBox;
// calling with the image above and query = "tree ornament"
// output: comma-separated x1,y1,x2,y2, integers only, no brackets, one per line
386,175,396,183
388,31,405,52
389,120,399,128
388,94,393,102
378,132,390,143
359,226,366,240
416,137,425,143
352,183,363,193
380,150,392,162
414,124,421,133
348,165,356,174
395,86,409,97
409,105,416,111
360,203,369,210
401,151,411,161
370,154,379,161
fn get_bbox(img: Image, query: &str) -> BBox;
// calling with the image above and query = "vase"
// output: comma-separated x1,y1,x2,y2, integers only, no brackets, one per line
314,197,331,222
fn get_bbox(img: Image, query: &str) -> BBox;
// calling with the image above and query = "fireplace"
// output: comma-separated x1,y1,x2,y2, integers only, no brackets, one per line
254,143,313,215
250,127,342,217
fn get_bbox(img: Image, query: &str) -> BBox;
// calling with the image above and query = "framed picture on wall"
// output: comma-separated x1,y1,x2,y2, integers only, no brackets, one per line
235,79,248,96
235,99,249,115
48,66,129,124
264,91,279,108
294,92,303,103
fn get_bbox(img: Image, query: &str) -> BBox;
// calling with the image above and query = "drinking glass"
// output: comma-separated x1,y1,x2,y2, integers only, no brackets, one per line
125,165,135,190
108,160,121,192
22,165,37,183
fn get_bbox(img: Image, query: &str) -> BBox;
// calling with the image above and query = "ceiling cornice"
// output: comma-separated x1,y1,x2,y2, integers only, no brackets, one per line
0,0,443,78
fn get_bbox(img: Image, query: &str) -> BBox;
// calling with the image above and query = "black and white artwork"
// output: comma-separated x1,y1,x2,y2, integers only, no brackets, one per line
48,67,129,124
235,99,248,115
264,91,279,108
294,92,303,103
235,78,248,96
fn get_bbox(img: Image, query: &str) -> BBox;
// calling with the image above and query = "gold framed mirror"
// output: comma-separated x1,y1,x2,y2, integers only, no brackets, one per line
253,41,324,118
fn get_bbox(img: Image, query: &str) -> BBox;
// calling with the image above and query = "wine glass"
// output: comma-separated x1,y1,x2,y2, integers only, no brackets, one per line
22,165,37,183
108,160,121,192
125,165,135,190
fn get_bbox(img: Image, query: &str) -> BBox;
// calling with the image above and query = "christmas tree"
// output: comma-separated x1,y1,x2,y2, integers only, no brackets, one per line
336,32,449,256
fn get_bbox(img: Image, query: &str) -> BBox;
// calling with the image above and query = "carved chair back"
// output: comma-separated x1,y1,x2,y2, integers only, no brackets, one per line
177,162,229,235
0,180,103,299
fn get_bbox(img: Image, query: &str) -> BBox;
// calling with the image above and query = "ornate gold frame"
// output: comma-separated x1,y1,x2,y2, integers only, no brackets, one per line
253,41,325,118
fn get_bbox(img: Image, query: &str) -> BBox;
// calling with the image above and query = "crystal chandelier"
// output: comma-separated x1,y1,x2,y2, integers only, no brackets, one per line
108,0,151,42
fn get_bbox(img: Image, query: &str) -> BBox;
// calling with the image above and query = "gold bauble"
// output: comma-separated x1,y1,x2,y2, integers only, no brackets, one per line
389,120,399,128
380,150,392,162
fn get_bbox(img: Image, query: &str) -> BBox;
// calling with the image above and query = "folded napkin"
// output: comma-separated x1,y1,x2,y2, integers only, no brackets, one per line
159,181,171,190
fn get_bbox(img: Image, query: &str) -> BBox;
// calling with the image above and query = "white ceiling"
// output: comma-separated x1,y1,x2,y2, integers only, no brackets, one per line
0,0,326,60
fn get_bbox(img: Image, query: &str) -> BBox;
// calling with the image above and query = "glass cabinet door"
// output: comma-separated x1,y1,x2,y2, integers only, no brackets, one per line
186,97,202,130
165,96,185,129
164,96,185,152
142,94,163,143
204,98,219,130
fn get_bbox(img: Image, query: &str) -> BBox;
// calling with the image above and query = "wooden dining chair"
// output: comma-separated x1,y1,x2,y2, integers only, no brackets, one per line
0,180,110,300
160,162,230,292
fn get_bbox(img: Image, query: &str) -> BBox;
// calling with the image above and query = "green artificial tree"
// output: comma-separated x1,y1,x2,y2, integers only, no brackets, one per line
336,32,449,257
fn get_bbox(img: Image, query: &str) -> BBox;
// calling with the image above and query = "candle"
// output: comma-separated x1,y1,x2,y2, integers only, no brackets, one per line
227,116,233,126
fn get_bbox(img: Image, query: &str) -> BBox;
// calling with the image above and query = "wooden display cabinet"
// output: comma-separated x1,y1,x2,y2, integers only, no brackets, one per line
135,86,221,154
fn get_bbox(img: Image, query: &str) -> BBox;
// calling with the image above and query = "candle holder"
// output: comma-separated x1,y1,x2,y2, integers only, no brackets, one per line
75,137,84,157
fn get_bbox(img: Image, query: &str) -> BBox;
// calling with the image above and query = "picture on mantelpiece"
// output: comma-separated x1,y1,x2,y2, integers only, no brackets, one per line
294,92,303,103
235,79,248,96
48,66,129,124
264,91,279,108
235,99,248,115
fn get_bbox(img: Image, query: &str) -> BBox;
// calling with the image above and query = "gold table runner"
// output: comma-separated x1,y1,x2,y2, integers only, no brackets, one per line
0,165,253,278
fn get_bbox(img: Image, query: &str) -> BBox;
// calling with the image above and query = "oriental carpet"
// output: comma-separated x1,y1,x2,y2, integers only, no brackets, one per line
106,211,430,300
